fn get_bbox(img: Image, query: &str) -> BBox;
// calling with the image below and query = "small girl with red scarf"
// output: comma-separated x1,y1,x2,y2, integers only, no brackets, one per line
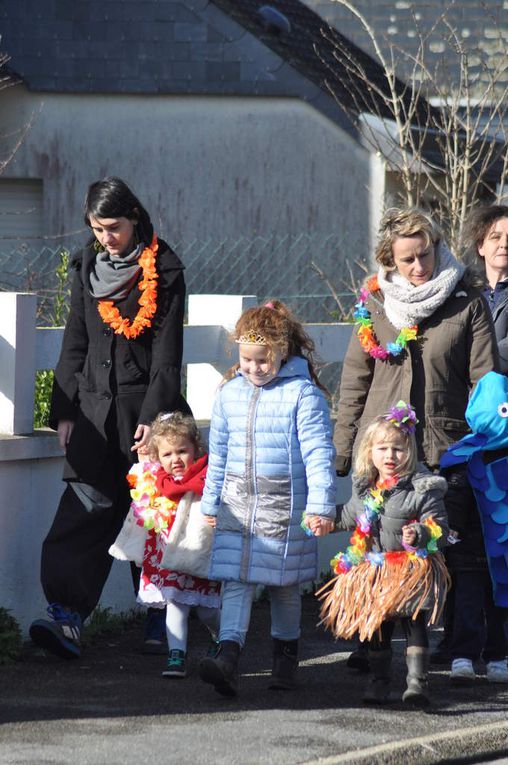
110,412,220,677
318,402,450,707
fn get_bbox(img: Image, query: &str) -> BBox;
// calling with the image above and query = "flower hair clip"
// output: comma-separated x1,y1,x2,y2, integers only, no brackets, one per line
385,400,418,435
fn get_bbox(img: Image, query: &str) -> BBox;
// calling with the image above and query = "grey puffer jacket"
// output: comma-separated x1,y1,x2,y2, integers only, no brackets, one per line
338,466,449,553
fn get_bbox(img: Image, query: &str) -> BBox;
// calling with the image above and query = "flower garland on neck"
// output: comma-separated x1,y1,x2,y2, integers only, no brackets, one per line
354,275,418,360
97,233,159,339
127,460,177,534
330,475,442,574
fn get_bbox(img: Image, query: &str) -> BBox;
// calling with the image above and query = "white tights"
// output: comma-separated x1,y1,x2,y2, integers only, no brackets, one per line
165,601,220,653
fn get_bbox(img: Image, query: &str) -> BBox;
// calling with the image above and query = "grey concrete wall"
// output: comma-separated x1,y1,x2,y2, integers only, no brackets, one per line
0,86,372,253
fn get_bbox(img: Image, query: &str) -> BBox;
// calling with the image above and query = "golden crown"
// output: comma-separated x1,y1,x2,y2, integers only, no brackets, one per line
235,331,268,345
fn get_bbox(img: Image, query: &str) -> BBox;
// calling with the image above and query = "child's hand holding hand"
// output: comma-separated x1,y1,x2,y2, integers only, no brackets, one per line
136,444,150,461
203,515,217,528
131,424,152,454
305,515,335,536
402,524,417,546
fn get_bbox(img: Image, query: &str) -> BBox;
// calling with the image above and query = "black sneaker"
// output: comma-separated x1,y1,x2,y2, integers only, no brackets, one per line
29,603,82,659
142,608,167,655
162,649,187,677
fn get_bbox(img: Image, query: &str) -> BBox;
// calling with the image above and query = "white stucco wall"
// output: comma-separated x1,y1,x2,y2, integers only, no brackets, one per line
0,293,355,635
0,432,349,634
0,86,372,250
0,435,136,635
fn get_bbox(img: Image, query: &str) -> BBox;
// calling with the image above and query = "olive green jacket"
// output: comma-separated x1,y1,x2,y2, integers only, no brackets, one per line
334,279,498,473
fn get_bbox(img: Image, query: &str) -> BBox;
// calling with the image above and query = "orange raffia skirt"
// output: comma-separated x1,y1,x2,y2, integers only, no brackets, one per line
316,551,451,642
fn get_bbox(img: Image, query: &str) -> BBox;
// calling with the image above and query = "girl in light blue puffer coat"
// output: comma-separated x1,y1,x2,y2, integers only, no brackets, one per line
199,300,336,697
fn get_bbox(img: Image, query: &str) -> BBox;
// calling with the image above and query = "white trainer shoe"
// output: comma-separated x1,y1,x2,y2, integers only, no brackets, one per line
450,658,475,684
486,660,508,683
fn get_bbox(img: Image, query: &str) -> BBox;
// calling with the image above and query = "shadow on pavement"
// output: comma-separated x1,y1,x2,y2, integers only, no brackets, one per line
1,596,507,727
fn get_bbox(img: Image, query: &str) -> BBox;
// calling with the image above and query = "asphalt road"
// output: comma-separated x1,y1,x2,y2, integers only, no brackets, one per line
1,596,507,765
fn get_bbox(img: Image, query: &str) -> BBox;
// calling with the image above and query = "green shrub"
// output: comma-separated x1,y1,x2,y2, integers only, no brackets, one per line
34,249,70,428
34,369,54,428
0,608,22,665
83,606,142,644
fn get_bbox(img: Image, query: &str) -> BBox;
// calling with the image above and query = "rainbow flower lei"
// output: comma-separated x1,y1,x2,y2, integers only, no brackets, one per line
127,460,177,534
331,476,443,574
354,275,418,360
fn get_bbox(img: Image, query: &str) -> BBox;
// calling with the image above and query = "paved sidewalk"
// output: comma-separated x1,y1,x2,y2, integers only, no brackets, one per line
1,597,507,764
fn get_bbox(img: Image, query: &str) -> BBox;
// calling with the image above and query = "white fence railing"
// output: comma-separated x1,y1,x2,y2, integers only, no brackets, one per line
0,293,353,632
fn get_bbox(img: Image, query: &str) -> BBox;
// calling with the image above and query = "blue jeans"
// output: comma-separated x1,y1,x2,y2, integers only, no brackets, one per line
219,581,301,647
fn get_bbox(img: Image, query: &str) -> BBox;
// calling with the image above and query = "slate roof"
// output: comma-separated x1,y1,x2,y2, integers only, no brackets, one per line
304,1,508,94
0,0,424,128
210,0,430,121
3,1,502,184
301,1,508,187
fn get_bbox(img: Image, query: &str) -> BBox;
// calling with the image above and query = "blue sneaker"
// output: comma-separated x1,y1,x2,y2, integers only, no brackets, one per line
206,637,221,659
162,649,187,677
29,604,82,659
142,608,168,655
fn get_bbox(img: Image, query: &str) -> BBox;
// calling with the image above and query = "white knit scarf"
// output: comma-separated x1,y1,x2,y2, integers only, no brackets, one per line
377,241,466,330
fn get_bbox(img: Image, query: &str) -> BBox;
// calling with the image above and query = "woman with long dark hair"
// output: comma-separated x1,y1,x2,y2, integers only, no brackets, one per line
30,177,190,658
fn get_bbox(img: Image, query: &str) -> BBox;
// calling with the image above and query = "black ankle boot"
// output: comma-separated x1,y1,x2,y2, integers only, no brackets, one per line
199,640,241,697
362,649,392,705
268,638,299,690
346,640,370,673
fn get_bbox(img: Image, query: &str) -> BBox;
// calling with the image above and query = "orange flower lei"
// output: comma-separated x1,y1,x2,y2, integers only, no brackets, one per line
97,234,159,339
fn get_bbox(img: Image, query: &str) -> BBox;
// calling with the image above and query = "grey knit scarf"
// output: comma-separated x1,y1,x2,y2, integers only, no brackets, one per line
88,242,144,300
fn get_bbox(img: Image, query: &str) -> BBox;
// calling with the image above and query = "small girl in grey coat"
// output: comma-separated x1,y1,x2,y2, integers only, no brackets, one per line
318,402,449,706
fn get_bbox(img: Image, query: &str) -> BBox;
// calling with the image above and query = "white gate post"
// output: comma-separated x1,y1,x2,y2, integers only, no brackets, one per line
186,295,257,421
0,293,37,435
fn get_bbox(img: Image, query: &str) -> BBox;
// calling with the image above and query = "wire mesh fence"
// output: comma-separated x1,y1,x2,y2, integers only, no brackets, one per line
0,232,368,324
0,242,72,325
0,233,366,406
179,232,367,324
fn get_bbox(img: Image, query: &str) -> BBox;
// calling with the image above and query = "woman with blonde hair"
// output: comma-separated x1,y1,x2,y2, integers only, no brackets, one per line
334,206,498,669
335,207,497,475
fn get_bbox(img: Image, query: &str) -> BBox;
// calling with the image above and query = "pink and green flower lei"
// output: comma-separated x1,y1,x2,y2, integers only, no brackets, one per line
127,461,177,534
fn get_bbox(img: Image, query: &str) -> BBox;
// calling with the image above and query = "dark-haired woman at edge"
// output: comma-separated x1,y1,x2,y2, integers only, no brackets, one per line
30,177,190,658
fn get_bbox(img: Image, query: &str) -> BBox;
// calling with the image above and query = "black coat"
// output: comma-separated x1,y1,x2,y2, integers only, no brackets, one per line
49,238,189,487
440,466,488,571
490,287,508,375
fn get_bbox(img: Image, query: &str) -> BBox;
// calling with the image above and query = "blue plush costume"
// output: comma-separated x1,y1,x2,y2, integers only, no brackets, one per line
441,371,508,607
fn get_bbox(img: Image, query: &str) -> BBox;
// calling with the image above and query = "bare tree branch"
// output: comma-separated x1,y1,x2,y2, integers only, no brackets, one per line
317,0,508,253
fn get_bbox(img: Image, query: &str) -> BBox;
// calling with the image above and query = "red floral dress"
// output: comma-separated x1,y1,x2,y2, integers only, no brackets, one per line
136,455,220,609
